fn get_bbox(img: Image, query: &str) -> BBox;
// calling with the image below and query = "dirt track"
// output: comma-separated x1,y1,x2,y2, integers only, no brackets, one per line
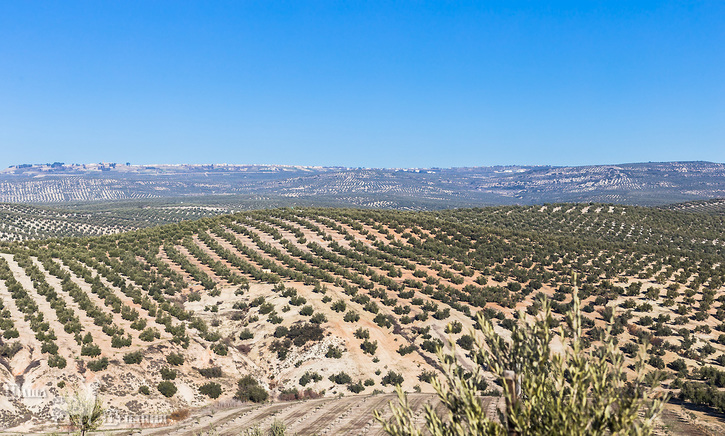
131,395,723,436
135,393,460,436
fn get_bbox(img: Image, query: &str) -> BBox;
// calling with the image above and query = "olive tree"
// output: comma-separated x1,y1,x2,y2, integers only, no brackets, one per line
66,389,104,436
375,288,667,436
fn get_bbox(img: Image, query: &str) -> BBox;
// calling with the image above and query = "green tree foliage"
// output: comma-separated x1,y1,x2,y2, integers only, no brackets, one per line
381,370,404,386
199,382,222,399
66,390,104,436
157,381,177,397
160,367,177,380
299,371,322,386
86,357,108,372
329,372,352,385
166,352,185,366
123,351,143,364
375,290,667,436
198,366,223,378
235,375,268,403
361,339,378,355
48,354,67,368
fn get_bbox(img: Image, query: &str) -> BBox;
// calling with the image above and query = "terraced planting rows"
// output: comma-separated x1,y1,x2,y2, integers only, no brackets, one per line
0,205,724,431
0,202,237,241
666,199,725,215
136,393,495,436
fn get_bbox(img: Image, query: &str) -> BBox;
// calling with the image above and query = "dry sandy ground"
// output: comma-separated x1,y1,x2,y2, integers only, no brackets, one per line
1,210,724,432
5,395,723,436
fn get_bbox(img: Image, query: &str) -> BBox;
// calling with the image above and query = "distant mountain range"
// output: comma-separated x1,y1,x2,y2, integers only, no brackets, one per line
1,161,724,207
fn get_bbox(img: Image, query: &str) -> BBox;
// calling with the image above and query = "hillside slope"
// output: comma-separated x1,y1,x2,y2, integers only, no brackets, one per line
0,205,723,429
2,161,724,206
0,202,232,241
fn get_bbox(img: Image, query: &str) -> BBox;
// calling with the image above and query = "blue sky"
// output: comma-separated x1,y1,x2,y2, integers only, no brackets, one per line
0,1,723,168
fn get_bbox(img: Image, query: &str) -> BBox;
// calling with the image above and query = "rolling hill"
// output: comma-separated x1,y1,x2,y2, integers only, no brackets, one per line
0,205,723,433
1,161,724,207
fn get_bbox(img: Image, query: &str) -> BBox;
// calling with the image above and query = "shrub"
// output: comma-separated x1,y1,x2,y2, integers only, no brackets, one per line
123,351,143,364
381,371,404,386
138,385,150,395
445,321,463,334
169,409,190,421
48,355,66,369
418,370,436,383
271,338,291,360
331,300,347,312
268,313,283,324
287,322,324,346
344,310,360,322
235,375,268,403
361,339,378,355
211,343,228,356
0,342,22,359
239,328,254,340
421,338,443,353
157,381,177,397
679,382,719,412
290,295,307,306
41,341,59,355
397,344,417,356
66,390,104,435
80,344,101,357
364,302,379,314
433,308,451,320
669,358,688,375
160,367,177,380
456,335,474,350
373,313,392,328
233,301,249,310
278,388,301,401
310,313,328,324
197,366,223,378
166,352,185,366
329,372,352,385
87,357,108,372
274,326,289,338
348,381,365,393
268,420,287,436
326,345,344,358
259,302,275,315
110,334,131,348
139,328,160,342
130,318,147,330
299,371,322,386
648,355,665,370
354,328,370,339
299,305,314,316
199,382,222,399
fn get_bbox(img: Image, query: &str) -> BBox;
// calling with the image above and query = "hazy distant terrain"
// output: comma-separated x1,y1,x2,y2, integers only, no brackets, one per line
2,161,724,207
664,199,725,215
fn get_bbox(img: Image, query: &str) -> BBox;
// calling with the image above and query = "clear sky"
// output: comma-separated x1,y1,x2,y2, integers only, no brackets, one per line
0,1,723,169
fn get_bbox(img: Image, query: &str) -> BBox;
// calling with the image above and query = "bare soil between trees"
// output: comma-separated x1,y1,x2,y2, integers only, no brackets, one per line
3,395,722,436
